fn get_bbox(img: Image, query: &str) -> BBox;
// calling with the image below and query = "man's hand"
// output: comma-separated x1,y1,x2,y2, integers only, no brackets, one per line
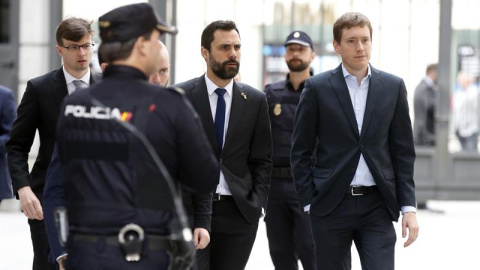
402,212,419,247
193,228,210,250
18,186,43,220
58,256,67,270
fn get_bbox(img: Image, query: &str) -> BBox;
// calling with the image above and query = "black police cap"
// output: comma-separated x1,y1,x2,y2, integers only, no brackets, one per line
98,3,178,43
284,31,314,51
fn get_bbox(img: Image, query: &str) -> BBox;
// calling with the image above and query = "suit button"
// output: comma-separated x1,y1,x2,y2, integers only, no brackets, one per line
219,158,223,163
359,143,364,149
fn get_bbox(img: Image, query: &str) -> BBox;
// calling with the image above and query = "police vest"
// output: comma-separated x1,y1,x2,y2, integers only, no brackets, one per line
266,80,302,167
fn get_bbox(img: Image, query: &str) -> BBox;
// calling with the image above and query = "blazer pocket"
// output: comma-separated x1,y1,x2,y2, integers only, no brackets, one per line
382,168,395,181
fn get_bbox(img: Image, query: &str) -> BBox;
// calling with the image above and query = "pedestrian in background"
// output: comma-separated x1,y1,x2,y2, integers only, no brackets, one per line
414,63,438,146
264,30,316,270
291,12,418,270
453,71,479,152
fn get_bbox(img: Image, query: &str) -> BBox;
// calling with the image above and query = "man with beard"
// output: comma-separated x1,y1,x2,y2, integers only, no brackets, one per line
264,30,316,270
175,20,272,270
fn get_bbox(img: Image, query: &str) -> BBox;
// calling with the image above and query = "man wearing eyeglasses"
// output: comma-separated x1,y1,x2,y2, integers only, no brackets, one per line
6,17,101,270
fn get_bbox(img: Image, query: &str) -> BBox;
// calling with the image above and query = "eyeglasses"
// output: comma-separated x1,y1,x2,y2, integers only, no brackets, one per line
60,43,94,52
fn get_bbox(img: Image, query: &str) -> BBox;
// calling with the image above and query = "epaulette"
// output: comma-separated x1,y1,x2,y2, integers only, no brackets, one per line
171,87,185,95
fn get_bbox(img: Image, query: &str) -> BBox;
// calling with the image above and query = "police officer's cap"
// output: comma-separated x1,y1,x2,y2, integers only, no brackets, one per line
284,31,314,51
99,3,178,43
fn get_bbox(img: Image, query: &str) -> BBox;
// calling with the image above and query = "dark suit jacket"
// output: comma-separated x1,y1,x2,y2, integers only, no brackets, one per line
291,64,416,222
0,85,17,201
6,67,101,199
413,79,436,146
175,75,272,224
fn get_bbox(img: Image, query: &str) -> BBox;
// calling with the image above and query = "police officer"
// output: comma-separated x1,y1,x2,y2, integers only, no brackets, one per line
55,3,219,269
264,31,316,270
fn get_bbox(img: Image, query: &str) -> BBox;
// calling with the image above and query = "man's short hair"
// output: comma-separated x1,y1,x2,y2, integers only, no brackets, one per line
333,12,372,44
98,32,152,64
55,17,93,46
201,20,240,51
426,64,438,74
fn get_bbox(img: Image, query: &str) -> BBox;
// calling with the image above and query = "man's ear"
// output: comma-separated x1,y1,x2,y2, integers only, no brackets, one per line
55,45,63,56
201,46,209,60
136,36,147,55
333,40,340,54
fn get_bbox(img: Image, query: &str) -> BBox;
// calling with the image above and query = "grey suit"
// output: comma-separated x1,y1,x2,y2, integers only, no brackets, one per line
413,78,436,146
175,75,272,270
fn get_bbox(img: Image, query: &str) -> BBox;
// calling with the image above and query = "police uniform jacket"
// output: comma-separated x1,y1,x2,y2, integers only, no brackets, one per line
57,65,219,235
265,73,310,169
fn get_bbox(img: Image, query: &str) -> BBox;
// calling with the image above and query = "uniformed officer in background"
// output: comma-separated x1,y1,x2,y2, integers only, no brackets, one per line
264,31,316,270
55,3,219,269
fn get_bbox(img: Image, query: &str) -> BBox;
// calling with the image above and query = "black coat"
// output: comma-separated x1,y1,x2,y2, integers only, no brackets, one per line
7,68,101,198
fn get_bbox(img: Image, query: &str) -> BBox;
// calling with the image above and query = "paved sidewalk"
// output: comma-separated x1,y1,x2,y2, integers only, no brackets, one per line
1,200,479,269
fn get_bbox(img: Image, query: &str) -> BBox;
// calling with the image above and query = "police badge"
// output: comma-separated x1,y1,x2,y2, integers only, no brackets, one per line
273,103,282,116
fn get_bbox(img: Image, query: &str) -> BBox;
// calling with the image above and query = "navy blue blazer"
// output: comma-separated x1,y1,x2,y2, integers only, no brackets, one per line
0,85,17,201
291,64,416,222
43,145,64,262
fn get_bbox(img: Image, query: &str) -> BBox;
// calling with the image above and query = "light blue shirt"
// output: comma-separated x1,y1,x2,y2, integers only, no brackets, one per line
342,64,376,187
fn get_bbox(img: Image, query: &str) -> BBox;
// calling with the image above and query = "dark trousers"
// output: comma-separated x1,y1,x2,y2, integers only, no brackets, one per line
196,198,258,270
265,177,315,270
65,237,169,270
310,191,396,270
28,219,56,270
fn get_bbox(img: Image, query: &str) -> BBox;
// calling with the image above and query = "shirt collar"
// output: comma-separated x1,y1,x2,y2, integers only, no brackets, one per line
424,76,435,88
204,74,233,97
63,66,91,85
341,63,371,80
286,69,314,91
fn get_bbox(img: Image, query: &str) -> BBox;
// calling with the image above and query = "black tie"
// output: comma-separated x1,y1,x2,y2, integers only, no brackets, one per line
214,88,226,152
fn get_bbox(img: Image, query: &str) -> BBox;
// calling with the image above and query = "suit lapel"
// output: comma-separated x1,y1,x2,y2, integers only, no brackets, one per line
51,68,68,108
329,65,359,137
189,76,219,153
223,82,245,150
89,72,101,85
361,67,383,138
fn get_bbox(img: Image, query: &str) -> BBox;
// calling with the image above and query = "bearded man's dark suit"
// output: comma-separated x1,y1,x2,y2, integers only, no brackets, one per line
291,64,416,270
175,75,272,270
6,67,101,269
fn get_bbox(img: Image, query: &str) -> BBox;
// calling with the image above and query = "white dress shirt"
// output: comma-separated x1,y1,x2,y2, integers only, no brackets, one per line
63,66,91,95
205,74,234,195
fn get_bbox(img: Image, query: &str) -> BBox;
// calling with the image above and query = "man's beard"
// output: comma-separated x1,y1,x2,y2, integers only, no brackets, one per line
287,59,309,72
209,56,240,80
